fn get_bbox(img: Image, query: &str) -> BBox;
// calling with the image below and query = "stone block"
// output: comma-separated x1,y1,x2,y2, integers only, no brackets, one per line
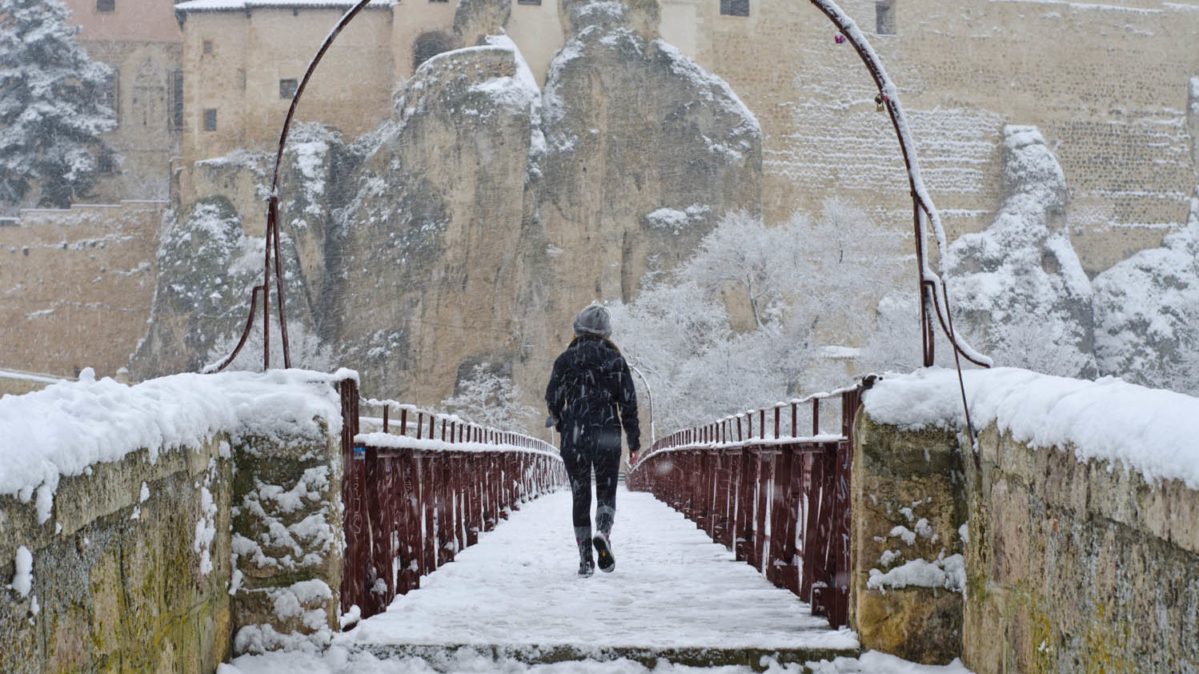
850,412,965,665
230,429,343,654
855,587,963,664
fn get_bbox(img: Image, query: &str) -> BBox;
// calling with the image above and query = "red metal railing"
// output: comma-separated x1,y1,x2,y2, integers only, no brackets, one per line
337,379,567,620
625,385,861,629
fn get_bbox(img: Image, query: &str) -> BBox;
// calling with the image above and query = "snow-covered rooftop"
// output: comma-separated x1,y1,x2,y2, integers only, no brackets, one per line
0,367,355,523
863,367,1199,489
175,0,389,13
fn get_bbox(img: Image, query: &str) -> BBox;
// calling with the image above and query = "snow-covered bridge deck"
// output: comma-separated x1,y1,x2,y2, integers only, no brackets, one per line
336,486,858,668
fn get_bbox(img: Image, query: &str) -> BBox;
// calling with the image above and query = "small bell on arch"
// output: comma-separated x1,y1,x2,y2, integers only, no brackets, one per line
875,92,889,112
834,34,846,44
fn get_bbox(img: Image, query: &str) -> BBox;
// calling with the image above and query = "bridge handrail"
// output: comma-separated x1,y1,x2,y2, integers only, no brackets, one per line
624,382,862,629
338,380,568,623
630,383,860,470
357,396,559,457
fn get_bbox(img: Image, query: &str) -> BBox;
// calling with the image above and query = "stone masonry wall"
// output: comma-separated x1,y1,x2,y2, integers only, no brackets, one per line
0,202,164,379
0,407,343,671
851,410,1199,672
963,422,1199,673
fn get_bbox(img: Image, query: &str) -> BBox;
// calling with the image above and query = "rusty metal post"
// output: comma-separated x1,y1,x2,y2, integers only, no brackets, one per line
421,454,437,572
767,447,792,589
399,448,420,593
754,451,771,573
338,378,363,616
735,449,755,562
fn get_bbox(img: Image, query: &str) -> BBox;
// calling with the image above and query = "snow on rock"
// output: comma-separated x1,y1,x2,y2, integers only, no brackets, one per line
133,196,323,376
643,205,712,235
8,546,33,597
946,126,1095,378
195,483,218,575
1092,186,1199,396
651,40,761,160
0,368,353,526
867,554,966,596
270,579,333,630
863,366,1199,489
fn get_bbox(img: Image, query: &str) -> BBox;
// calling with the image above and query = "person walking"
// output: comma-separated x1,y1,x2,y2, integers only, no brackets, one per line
545,303,640,577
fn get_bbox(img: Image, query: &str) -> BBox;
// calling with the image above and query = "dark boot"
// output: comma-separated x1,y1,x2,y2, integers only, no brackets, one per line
577,529,595,577
594,505,615,573
593,531,615,573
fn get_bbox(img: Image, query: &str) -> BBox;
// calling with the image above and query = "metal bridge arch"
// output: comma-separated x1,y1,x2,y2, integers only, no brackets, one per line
207,0,990,440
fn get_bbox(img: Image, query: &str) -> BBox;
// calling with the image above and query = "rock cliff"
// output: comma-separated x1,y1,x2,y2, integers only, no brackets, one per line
134,0,762,424
1092,186,1199,395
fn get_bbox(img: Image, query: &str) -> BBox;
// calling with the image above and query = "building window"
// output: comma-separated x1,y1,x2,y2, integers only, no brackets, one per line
98,153,116,174
413,32,453,70
204,109,217,131
279,78,298,99
203,40,213,54
720,0,748,17
876,0,895,34
517,0,541,4
170,70,183,129
99,68,119,127
96,0,115,12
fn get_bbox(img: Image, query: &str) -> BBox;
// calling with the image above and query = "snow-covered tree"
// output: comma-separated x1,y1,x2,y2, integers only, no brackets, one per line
611,201,904,432
0,0,118,208
442,363,537,433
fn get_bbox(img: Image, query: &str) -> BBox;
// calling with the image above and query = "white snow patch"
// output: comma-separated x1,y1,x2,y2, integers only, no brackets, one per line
644,205,712,235
889,525,917,546
868,554,966,596
9,546,33,597
195,485,217,575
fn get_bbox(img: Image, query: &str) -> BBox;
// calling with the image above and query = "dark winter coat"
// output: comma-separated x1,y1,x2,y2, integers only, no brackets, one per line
545,335,640,458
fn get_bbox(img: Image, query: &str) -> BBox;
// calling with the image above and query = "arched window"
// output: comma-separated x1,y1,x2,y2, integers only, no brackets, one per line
413,32,453,71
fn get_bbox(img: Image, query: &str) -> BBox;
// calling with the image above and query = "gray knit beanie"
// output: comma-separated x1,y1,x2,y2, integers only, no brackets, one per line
572,303,612,338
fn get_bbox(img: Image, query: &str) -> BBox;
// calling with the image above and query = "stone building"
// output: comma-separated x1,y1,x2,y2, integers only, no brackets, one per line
62,0,183,202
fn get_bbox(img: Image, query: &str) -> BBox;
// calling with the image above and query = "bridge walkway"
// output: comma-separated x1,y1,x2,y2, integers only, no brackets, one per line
334,486,858,669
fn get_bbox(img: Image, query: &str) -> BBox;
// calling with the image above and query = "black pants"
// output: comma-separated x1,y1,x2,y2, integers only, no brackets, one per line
561,445,620,546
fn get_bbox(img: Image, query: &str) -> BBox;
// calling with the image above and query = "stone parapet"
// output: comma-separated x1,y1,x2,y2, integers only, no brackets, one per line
964,424,1199,674
0,434,234,674
851,409,1199,672
0,372,346,672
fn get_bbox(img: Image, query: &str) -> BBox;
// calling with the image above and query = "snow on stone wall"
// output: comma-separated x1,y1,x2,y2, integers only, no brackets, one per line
0,368,350,669
946,126,1096,379
862,366,1199,490
0,367,350,519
